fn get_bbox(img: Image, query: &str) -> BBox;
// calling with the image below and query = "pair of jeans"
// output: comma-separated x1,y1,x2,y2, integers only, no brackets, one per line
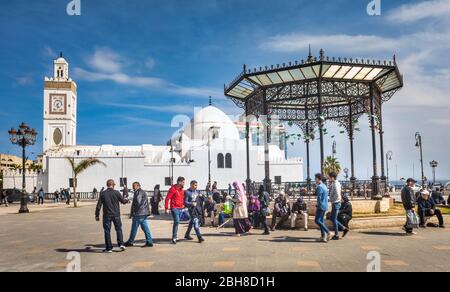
38,197,44,205
127,216,153,244
315,209,330,237
419,209,444,226
219,213,232,225
103,216,124,251
331,202,346,235
171,208,190,240
186,217,202,239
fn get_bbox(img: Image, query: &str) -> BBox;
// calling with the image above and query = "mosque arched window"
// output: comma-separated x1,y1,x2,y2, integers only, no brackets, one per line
217,153,224,169
225,153,232,169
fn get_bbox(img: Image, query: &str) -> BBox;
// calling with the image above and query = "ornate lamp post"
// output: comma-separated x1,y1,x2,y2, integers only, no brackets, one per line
207,126,220,186
430,160,438,185
415,132,425,186
386,151,393,186
8,123,37,214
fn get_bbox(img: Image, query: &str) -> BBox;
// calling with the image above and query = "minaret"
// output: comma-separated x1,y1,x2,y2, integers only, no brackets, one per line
43,53,77,153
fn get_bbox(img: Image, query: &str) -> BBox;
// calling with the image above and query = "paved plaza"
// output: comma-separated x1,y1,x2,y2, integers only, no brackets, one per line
1,203,450,272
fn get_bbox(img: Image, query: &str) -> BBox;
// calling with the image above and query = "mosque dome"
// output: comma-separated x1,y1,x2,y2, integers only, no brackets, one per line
183,106,240,141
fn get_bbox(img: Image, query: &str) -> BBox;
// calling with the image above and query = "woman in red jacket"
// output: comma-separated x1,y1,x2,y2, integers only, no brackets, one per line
165,177,189,244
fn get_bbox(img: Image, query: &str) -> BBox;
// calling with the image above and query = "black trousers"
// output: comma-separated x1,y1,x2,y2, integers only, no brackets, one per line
38,197,44,205
259,214,270,233
151,201,160,215
338,214,352,229
103,216,124,251
419,209,444,226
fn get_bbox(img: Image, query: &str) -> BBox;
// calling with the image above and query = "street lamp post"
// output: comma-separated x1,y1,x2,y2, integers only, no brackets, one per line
386,151,393,187
207,126,220,186
430,160,438,185
415,132,425,187
8,123,37,214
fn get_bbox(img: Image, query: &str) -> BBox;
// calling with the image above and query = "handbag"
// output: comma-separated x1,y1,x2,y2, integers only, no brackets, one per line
406,210,419,229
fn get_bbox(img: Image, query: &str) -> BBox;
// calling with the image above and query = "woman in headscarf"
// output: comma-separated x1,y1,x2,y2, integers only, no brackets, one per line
151,185,163,215
231,181,252,236
248,195,261,228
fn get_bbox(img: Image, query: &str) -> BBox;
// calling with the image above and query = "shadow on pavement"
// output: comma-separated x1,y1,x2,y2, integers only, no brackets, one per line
360,231,406,237
259,236,321,243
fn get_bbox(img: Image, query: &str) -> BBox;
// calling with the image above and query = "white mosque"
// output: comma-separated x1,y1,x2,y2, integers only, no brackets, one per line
3,55,303,193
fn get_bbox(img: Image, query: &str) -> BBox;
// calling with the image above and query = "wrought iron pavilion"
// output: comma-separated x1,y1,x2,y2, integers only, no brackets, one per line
224,49,403,199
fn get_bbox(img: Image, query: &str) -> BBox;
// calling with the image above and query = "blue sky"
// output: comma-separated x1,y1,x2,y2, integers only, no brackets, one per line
1,0,450,180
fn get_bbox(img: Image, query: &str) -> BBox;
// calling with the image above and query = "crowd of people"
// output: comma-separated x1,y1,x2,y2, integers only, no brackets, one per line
94,172,358,252
401,178,446,235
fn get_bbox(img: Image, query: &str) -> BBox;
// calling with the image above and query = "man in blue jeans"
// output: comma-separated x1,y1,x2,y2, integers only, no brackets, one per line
328,172,349,240
124,182,154,248
95,179,129,253
184,181,205,243
165,177,189,244
314,173,331,243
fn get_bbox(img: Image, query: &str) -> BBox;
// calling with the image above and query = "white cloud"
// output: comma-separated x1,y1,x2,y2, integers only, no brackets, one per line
43,46,56,58
105,103,192,114
73,47,222,98
145,57,156,70
261,34,401,54
87,47,123,74
387,0,450,23
15,76,34,86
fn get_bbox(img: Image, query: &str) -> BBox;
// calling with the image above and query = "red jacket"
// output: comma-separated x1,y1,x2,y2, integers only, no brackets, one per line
165,185,185,210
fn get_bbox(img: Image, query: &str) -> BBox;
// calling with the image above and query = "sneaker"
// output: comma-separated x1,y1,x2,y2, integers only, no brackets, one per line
326,233,332,242
124,242,134,247
119,245,127,251
143,243,154,248
318,237,328,243
103,249,113,253
332,235,340,241
262,231,270,235
304,228,308,232
419,225,426,229
171,239,177,245
198,238,205,244
342,229,350,238
184,236,194,241
439,225,446,228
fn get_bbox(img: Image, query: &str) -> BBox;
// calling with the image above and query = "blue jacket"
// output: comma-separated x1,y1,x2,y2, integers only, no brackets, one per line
316,182,329,211
417,196,436,211
184,188,203,219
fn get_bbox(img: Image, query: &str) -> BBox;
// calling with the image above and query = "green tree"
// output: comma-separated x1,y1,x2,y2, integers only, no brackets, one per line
323,156,341,177
67,158,106,207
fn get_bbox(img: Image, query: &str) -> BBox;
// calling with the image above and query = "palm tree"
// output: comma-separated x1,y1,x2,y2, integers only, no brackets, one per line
323,156,341,178
67,158,106,207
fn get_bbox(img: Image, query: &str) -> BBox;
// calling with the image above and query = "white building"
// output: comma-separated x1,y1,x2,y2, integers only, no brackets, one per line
3,56,303,193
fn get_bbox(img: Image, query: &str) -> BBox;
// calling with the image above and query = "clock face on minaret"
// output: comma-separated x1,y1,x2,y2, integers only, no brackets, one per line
49,94,67,115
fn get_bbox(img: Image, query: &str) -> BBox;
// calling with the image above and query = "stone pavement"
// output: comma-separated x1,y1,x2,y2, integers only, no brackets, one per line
0,204,450,272
0,201,97,216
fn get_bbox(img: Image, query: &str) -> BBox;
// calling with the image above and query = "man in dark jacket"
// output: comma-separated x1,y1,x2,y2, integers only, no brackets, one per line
95,179,129,253
258,186,271,235
184,181,205,243
417,190,445,228
271,192,291,231
401,178,418,235
290,197,309,231
124,182,154,248
338,194,353,237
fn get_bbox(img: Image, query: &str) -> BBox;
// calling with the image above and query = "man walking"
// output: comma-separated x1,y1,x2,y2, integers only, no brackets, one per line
184,180,205,243
328,172,349,240
165,177,189,244
95,179,129,253
314,173,331,242
124,182,154,248
37,188,45,205
401,178,418,235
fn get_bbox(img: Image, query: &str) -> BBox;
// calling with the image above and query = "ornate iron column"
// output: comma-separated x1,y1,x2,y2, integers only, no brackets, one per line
317,63,325,176
369,84,380,199
305,122,312,191
379,105,387,195
348,103,357,194
262,90,271,192
245,100,251,192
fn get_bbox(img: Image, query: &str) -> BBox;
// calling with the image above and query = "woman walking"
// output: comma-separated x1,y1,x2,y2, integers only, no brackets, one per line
151,185,163,216
231,181,252,236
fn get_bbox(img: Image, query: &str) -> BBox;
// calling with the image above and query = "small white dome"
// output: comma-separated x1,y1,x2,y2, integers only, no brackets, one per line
183,106,240,141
